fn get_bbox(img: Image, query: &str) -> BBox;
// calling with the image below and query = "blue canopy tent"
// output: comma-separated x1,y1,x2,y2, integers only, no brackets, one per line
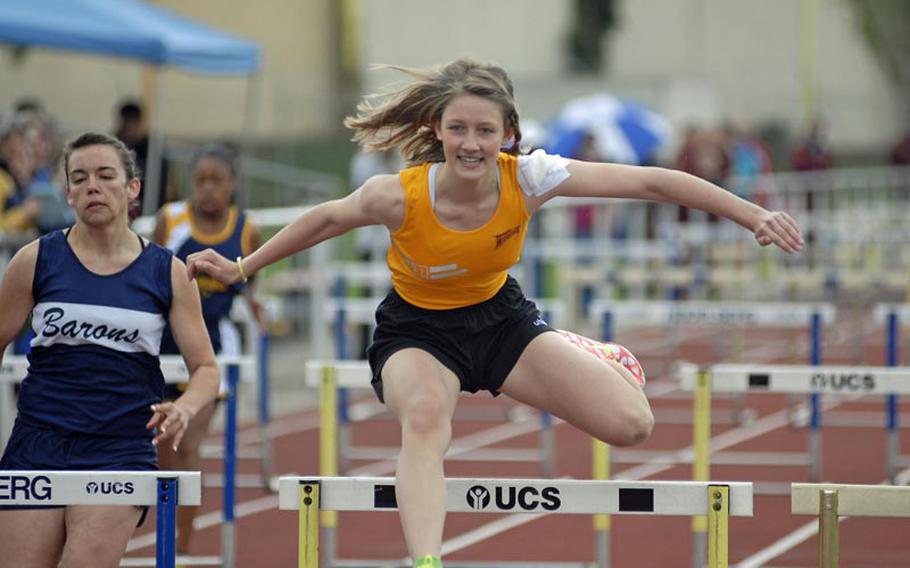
0,0,262,213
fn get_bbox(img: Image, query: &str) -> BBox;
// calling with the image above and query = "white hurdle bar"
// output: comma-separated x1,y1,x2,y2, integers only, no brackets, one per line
0,470,200,568
678,363,910,484
278,476,753,568
588,300,835,424
791,483,910,567
586,300,831,567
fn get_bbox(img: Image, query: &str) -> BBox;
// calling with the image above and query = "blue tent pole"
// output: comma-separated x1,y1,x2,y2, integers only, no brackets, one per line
142,66,165,216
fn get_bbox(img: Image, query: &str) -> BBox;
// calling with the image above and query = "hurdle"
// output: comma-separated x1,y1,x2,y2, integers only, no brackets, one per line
791,482,910,567
198,298,276,491
278,476,753,568
588,300,835,429
0,354,256,568
0,470,200,568
315,297,565,477
875,304,910,481
678,363,910,485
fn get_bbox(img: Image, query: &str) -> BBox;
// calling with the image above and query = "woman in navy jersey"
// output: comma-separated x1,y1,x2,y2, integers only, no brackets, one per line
153,143,264,555
0,132,219,568
186,60,803,568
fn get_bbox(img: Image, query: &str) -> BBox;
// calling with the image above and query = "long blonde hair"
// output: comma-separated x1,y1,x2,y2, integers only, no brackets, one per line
344,59,522,165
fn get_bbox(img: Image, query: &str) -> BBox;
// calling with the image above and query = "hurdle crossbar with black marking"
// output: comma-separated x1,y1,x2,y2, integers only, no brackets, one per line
278,476,752,568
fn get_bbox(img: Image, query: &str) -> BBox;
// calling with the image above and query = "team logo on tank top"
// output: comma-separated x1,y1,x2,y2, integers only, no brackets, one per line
494,225,521,248
31,301,164,355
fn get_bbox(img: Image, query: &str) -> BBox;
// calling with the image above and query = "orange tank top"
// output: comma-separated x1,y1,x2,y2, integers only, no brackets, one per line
387,153,530,310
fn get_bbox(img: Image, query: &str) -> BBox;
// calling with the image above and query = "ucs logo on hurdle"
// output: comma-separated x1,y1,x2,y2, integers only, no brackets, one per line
810,372,875,392
0,474,52,501
465,485,561,511
85,481,135,495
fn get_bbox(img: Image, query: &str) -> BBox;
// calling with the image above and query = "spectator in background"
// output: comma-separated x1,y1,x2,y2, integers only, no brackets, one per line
114,100,171,218
0,113,42,233
726,120,774,207
793,119,833,172
673,125,729,223
792,119,832,213
570,132,600,240
891,131,910,165
18,110,75,234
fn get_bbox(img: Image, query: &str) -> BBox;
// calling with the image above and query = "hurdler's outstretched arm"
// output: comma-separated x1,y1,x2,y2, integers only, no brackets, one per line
528,160,803,254
186,174,404,285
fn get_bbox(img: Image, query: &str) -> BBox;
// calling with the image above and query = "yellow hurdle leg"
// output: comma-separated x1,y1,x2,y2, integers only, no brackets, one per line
592,439,611,568
319,366,339,565
707,484,729,568
818,489,839,568
692,369,711,567
299,481,320,568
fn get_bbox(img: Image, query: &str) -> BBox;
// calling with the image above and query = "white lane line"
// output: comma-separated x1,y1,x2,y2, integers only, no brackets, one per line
734,519,824,568
203,398,382,449
348,418,553,477
125,494,280,552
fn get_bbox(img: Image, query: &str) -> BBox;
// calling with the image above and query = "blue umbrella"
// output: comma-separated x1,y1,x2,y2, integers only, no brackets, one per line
544,94,671,165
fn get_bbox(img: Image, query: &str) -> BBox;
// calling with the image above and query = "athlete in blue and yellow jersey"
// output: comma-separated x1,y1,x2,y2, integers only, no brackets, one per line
152,143,263,555
185,59,803,567
0,132,218,567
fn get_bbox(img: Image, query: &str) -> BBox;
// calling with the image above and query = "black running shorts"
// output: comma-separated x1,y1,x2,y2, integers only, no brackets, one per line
366,276,555,402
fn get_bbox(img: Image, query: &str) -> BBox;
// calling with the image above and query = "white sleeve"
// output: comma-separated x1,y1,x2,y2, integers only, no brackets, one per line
517,149,571,197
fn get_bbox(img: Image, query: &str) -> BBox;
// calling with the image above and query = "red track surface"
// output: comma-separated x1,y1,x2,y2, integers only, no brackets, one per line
125,324,910,567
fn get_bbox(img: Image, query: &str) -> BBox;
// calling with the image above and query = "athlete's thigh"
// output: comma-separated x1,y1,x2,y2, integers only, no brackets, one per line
381,348,460,421
0,508,65,568
498,331,649,443
59,505,141,568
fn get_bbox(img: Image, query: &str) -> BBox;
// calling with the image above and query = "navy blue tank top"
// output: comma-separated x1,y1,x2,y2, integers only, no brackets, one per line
17,230,173,437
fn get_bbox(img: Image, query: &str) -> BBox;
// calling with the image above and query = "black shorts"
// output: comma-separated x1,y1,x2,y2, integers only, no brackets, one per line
0,420,156,525
367,276,555,402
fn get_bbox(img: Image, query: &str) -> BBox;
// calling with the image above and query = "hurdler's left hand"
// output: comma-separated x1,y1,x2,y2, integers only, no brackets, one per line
146,401,195,451
753,211,803,253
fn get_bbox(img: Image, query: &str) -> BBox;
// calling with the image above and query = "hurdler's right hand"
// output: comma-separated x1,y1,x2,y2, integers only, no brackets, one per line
186,248,240,284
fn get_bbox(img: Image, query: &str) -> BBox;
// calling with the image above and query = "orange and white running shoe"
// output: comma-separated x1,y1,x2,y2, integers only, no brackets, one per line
556,329,646,386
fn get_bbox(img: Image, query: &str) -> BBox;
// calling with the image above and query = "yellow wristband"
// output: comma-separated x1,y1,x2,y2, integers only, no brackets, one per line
236,256,249,284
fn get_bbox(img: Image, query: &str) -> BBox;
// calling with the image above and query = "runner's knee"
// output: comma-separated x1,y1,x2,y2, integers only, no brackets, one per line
399,395,452,442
